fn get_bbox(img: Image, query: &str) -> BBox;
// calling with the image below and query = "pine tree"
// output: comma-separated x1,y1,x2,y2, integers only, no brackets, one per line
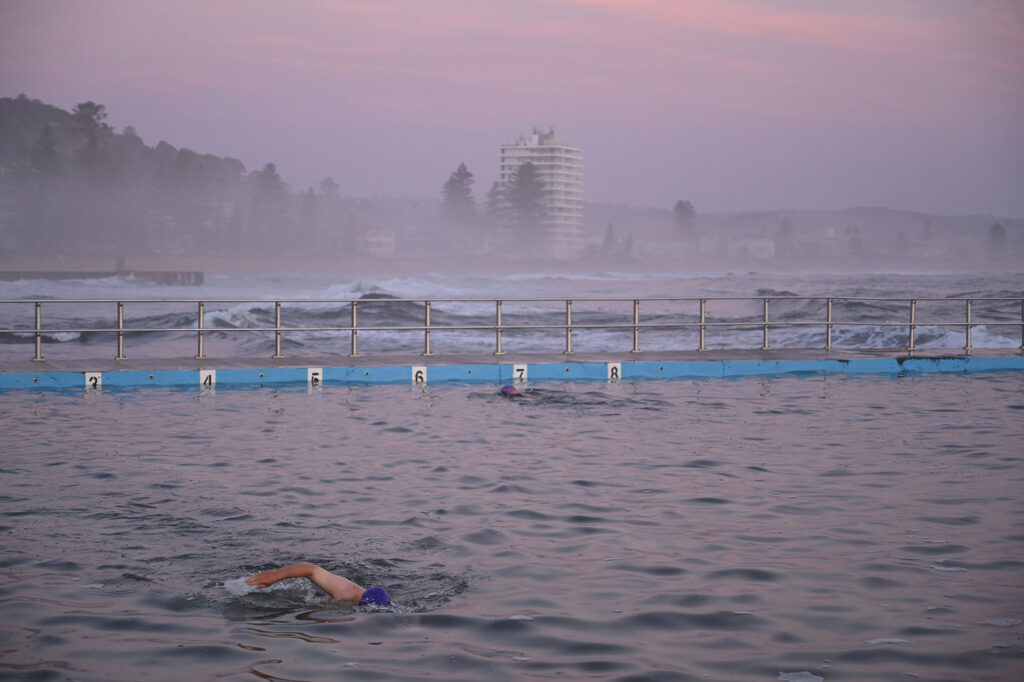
249,162,289,246
71,101,114,173
507,161,545,231
441,162,475,227
486,181,504,222
72,101,109,149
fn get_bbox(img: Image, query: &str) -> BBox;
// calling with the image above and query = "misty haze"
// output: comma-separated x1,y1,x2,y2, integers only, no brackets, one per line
0,95,1021,276
2,1,1023,275
1,3,1022,682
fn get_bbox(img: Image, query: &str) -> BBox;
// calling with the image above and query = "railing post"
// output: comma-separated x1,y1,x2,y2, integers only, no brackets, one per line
632,299,640,353
698,299,706,352
564,299,573,354
115,301,127,360
908,299,917,351
32,302,43,362
272,301,283,359
195,301,206,360
494,300,504,355
423,300,433,356
826,298,833,351
964,299,973,354
349,300,359,357
762,298,770,350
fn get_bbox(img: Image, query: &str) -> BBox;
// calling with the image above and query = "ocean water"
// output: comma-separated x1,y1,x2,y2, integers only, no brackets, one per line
1,270,1022,681
1,270,1022,360
1,373,1023,681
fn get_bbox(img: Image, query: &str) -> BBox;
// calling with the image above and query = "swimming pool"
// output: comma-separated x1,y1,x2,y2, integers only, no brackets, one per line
2,373,1022,680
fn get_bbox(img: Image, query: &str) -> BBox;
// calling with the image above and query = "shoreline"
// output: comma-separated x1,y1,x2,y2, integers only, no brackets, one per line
2,253,1019,279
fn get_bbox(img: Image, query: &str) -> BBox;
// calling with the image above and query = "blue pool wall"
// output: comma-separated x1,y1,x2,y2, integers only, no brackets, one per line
2,356,1022,390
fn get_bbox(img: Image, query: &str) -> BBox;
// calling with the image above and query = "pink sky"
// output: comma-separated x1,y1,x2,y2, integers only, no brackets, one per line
2,0,1022,215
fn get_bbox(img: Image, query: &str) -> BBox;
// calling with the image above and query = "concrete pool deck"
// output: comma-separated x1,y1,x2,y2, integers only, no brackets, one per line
2,348,1022,389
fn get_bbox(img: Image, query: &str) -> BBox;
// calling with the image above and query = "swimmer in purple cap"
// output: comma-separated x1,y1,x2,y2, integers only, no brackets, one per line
245,563,391,606
500,384,522,397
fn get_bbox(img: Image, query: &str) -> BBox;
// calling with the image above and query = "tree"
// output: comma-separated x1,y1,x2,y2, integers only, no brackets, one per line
0,95,327,256
673,199,694,222
485,181,504,222
69,101,116,179
506,161,545,231
72,101,109,147
319,176,340,200
11,124,64,249
257,162,284,192
600,221,617,256
673,199,695,238
29,124,61,181
248,162,289,245
67,101,123,248
988,222,1006,257
441,162,475,227
71,101,114,172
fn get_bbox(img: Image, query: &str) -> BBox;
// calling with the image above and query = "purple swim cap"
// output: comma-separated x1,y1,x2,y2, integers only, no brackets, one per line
501,385,519,396
359,586,391,606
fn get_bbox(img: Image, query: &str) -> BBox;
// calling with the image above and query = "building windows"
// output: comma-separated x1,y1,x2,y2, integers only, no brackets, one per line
498,128,584,259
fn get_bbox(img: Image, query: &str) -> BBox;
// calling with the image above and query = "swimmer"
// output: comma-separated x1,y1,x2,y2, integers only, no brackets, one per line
245,563,391,606
500,384,526,397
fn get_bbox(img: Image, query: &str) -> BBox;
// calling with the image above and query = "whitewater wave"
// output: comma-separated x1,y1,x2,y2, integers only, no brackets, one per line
1,270,1020,356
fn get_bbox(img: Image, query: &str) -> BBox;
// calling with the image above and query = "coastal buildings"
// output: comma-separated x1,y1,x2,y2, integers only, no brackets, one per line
499,128,584,259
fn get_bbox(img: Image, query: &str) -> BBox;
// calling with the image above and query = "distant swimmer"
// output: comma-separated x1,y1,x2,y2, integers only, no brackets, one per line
245,563,391,606
500,384,521,396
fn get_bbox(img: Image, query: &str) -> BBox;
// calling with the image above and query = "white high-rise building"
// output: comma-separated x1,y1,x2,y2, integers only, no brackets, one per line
499,128,583,259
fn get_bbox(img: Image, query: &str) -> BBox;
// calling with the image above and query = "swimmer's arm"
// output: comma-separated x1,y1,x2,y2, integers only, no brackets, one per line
245,563,365,604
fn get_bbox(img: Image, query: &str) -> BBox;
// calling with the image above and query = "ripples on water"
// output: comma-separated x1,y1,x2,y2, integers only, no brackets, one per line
1,374,1022,681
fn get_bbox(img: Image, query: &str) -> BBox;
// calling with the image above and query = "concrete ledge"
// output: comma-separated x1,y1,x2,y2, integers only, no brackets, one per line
0,270,204,284
2,349,1021,390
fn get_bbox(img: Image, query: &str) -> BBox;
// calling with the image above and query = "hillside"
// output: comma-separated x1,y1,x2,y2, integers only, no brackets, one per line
1,94,1020,272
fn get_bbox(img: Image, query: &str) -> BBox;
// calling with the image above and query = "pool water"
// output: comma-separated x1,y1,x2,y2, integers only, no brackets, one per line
1,374,1023,680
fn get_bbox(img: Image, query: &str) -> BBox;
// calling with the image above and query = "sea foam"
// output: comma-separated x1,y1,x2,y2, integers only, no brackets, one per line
223,578,258,596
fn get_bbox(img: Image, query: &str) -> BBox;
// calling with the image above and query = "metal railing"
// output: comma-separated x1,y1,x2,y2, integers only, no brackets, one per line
1,296,1022,361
